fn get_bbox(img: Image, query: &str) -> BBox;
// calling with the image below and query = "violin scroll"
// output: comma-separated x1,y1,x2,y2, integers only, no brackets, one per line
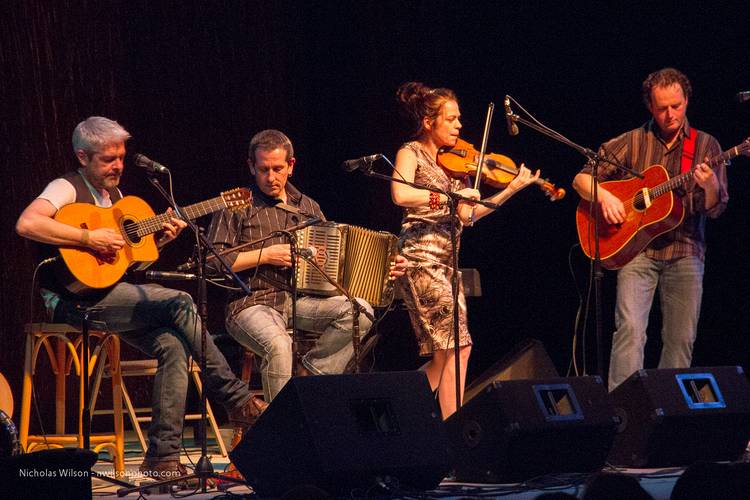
539,179,566,201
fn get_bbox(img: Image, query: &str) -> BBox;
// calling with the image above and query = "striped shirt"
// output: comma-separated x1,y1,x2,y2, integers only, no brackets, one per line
206,182,325,318
580,119,729,261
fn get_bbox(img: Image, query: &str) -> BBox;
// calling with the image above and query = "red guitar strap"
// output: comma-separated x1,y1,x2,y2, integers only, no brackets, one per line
681,127,697,173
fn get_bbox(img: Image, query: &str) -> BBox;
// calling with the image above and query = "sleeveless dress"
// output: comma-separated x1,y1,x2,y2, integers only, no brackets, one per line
396,141,472,356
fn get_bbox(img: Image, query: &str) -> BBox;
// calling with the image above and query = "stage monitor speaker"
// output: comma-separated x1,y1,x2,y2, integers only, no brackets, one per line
0,448,97,499
230,371,449,497
464,338,559,404
446,376,617,483
607,366,750,467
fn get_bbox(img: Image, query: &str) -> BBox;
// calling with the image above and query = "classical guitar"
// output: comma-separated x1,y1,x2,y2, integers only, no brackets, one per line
576,138,749,270
52,188,251,294
0,371,12,419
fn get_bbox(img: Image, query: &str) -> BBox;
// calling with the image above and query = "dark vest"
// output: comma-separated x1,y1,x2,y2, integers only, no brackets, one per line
37,171,122,298
61,170,122,205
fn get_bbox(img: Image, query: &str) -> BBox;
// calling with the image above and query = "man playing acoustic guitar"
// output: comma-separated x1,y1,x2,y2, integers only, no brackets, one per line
572,68,729,391
16,116,265,483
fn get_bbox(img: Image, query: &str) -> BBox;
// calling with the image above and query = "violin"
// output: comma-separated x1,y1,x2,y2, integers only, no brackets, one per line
437,138,566,201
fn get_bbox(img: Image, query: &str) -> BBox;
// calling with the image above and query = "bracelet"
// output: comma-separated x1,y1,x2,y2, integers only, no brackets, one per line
80,228,90,246
428,192,442,210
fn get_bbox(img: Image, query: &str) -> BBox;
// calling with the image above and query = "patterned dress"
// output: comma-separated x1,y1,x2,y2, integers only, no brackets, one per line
396,141,472,356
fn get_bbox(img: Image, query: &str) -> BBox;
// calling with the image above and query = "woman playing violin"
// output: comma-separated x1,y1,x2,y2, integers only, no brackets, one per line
391,82,539,418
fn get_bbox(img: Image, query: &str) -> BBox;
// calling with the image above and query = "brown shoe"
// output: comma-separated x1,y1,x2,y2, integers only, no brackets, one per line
228,396,269,429
215,462,246,491
138,458,199,489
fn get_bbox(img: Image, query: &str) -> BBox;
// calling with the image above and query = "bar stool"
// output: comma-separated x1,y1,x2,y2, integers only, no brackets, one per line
19,323,125,476
94,357,228,457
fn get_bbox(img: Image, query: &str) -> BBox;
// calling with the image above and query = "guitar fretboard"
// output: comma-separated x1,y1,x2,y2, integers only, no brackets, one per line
132,196,227,237
648,140,749,200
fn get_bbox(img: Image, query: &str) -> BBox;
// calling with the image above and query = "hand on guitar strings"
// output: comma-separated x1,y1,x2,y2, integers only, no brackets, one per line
156,208,187,247
86,227,125,255
598,188,626,225
693,160,718,191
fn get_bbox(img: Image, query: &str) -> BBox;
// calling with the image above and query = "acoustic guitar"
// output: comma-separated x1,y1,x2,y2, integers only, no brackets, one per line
52,188,251,294
0,372,12,418
576,138,749,270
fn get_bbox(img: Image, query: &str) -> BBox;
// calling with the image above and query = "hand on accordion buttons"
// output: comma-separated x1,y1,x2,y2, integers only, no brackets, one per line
264,243,293,268
388,254,408,280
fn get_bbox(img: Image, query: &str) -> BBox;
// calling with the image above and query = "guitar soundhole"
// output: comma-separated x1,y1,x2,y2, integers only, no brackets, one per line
633,194,646,212
121,218,141,245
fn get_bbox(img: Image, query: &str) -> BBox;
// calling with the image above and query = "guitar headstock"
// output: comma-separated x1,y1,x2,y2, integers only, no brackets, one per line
221,187,253,210
740,137,750,157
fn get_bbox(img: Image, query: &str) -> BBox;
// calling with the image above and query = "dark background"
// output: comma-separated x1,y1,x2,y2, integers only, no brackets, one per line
2,1,750,423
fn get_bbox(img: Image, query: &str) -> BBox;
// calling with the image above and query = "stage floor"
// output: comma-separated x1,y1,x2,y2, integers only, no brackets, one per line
88,428,683,499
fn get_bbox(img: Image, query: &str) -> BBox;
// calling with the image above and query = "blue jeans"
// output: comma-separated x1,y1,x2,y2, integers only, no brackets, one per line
226,295,373,402
54,283,251,460
609,254,704,390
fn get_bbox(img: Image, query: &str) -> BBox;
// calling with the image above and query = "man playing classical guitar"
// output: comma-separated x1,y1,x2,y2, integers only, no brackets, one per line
16,116,264,483
572,68,729,391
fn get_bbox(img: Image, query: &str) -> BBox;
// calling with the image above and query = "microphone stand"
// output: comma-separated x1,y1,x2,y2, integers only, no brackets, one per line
118,174,252,497
354,158,499,413
295,252,375,374
505,96,642,377
190,217,322,377
271,229,305,376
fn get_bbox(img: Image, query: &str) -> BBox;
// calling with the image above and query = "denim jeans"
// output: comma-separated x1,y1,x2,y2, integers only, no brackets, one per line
609,253,704,391
54,282,251,460
226,295,373,402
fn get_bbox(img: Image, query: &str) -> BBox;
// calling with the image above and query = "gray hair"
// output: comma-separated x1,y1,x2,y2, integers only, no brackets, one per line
248,129,294,164
72,116,131,154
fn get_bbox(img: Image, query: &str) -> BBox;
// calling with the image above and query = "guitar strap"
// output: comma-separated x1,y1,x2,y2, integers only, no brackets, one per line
681,127,697,173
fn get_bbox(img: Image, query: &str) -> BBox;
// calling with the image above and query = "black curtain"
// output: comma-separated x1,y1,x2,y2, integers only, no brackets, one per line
3,1,750,422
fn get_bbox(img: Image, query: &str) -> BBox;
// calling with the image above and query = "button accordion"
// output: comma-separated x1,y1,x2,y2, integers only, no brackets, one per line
295,222,399,308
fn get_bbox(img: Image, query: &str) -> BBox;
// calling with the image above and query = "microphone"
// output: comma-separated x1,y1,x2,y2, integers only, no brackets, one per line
144,270,198,280
504,96,519,136
341,154,382,173
297,247,317,259
133,153,169,174
737,91,750,103
176,259,195,272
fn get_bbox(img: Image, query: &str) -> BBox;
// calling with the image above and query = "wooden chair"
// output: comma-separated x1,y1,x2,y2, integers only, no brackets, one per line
19,323,125,476
93,357,228,457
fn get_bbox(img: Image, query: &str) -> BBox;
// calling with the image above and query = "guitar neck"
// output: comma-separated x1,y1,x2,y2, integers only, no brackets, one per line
134,196,226,237
651,143,743,199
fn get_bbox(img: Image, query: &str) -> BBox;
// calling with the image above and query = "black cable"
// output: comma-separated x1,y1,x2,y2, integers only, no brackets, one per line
567,242,587,377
